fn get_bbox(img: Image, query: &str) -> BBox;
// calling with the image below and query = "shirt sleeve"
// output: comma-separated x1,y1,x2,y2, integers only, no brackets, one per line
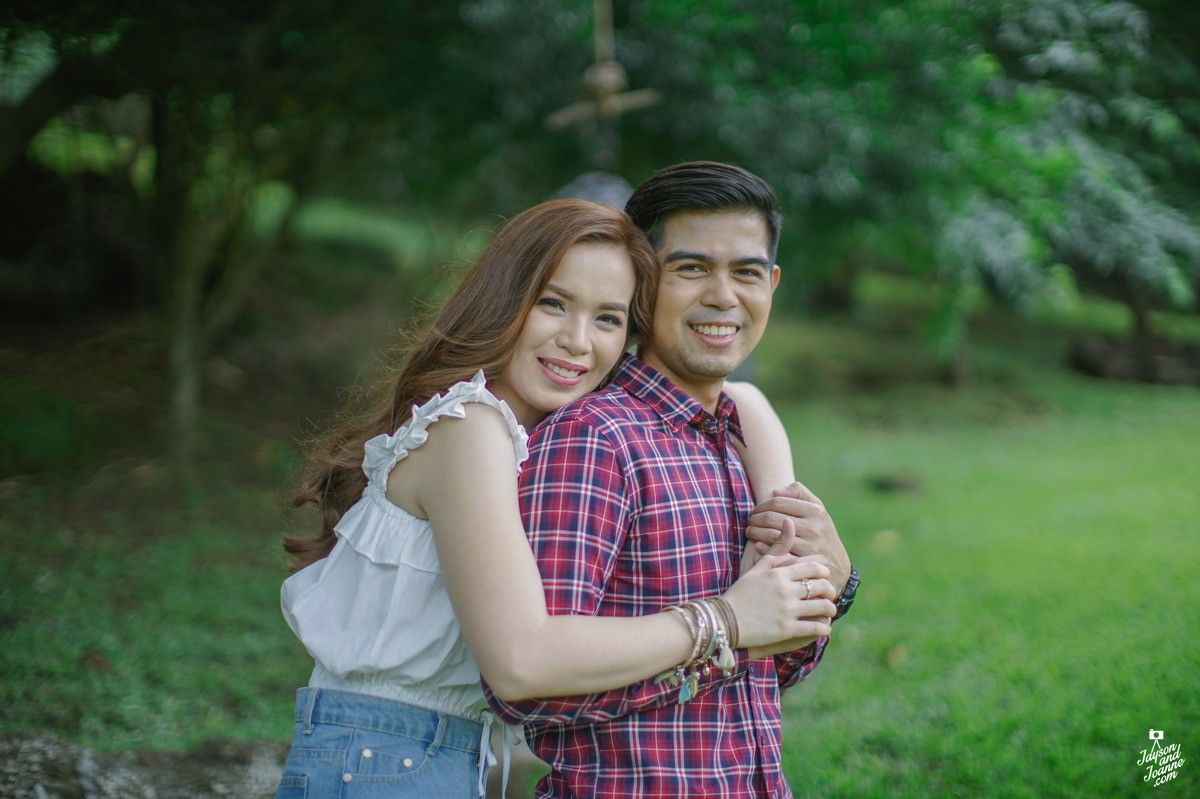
774,635,830,690
481,414,734,727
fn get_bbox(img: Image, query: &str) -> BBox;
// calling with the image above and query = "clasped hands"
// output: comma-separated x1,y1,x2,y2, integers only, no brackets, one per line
739,481,852,658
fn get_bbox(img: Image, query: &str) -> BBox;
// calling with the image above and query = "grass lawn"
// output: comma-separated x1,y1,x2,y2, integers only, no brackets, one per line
760,290,1199,797
1,273,1196,797
0,466,313,748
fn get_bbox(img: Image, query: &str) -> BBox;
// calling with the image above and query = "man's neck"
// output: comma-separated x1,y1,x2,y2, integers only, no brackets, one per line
635,350,725,414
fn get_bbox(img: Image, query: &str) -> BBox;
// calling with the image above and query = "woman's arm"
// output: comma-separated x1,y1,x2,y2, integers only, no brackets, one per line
723,380,796,501
724,379,795,574
392,403,833,703
724,380,853,595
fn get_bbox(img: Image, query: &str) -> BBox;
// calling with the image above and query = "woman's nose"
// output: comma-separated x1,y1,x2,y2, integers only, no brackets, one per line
554,317,590,354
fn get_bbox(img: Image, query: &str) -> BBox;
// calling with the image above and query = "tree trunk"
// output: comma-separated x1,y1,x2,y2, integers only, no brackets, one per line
951,334,973,388
167,283,203,476
938,333,973,389
151,92,204,477
1123,278,1157,383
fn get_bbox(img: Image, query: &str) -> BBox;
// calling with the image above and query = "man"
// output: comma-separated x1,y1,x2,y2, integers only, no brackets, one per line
486,162,858,797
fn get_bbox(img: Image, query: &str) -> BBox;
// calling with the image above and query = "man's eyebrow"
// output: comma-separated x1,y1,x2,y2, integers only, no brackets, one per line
663,250,714,264
546,283,628,313
663,250,771,269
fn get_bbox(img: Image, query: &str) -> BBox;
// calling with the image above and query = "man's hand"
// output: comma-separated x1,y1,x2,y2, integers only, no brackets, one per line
746,481,852,596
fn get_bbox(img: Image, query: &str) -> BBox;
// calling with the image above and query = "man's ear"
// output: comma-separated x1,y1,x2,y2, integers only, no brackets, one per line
770,264,781,291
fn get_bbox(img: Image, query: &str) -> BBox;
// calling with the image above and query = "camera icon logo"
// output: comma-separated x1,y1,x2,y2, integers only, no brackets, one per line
1149,730,1164,741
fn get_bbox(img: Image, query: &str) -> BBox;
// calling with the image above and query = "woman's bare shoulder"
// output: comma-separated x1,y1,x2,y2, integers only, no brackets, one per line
724,379,769,409
387,401,518,516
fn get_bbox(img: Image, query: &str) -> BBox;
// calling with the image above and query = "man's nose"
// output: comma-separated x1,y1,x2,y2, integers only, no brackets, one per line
701,273,738,310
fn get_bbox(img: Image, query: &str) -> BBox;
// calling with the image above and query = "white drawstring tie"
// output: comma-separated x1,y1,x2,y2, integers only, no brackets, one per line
478,711,513,798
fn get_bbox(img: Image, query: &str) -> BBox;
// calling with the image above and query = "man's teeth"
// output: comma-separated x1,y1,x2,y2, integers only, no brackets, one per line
545,361,582,378
692,324,737,337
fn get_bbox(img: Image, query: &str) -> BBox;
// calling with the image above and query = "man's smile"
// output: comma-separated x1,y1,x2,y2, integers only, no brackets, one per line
689,323,739,338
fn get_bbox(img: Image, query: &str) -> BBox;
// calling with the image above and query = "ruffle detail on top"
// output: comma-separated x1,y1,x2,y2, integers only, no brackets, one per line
362,370,528,485
337,370,529,567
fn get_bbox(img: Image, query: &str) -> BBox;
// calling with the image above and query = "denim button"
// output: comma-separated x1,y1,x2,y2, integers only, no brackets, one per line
403,757,414,768
362,748,373,758
342,773,352,783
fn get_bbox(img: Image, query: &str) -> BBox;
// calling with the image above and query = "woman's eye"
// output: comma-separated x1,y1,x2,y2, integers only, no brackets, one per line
538,297,565,311
597,314,625,328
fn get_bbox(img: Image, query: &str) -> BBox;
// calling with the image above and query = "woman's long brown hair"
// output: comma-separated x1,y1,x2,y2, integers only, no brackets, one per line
284,199,658,572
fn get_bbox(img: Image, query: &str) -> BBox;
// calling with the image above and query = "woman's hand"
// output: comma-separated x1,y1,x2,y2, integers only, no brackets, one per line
721,519,837,655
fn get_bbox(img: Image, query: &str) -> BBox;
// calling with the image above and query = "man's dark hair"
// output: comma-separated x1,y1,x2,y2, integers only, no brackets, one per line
624,161,782,263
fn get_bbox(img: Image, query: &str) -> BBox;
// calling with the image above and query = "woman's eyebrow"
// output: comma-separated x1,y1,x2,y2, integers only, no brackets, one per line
546,283,627,313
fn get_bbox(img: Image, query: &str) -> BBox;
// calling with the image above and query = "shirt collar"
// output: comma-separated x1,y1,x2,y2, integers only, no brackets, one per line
613,352,745,444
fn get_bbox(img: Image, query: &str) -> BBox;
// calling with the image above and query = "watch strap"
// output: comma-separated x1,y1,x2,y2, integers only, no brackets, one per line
834,565,859,621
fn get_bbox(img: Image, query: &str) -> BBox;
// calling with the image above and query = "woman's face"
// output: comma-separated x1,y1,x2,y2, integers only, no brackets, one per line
492,241,637,429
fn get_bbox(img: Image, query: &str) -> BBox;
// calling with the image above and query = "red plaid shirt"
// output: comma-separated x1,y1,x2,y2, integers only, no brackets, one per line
484,354,828,798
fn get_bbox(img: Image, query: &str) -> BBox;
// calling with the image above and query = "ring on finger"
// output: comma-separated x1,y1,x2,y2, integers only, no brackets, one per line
801,578,811,600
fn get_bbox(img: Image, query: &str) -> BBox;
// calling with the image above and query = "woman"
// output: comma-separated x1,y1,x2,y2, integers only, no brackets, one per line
274,199,836,798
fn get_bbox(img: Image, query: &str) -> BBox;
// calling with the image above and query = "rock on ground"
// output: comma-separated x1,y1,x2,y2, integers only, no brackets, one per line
0,731,286,799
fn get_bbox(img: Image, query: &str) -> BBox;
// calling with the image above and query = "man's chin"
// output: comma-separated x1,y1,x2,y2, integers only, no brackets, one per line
680,355,746,380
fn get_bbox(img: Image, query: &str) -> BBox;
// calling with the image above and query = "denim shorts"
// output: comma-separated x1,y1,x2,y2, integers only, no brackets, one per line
274,687,489,799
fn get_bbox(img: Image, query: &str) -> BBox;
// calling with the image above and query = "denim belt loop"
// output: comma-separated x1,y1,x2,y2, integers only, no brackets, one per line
301,688,320,735
426,713,447,756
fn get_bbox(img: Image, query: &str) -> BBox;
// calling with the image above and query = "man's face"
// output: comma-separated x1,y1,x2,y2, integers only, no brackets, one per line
641,210,780,405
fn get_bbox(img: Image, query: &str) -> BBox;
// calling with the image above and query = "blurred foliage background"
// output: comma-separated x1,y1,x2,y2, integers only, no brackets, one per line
1,1,1198,797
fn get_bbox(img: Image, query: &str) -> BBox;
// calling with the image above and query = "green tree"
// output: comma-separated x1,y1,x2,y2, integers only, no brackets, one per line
1,0,467,472
979,0,1200,341
608,0,1200,378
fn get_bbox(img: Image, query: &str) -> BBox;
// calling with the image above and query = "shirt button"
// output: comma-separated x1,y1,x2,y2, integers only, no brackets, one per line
362,748,373,758
403,757,414,768
342,773,353,783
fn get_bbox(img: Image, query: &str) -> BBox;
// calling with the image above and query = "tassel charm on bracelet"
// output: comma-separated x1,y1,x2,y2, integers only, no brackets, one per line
680,670,700,703
654,666,684,688
714,632,735,674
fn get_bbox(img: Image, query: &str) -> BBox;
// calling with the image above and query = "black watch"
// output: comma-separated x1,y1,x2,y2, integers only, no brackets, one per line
834,566,859,621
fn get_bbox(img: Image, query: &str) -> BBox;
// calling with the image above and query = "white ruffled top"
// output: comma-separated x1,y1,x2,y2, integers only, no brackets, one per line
281,371,529,720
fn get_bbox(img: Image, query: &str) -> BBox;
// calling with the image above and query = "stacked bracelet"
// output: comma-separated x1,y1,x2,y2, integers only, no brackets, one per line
654,596,740,704
706,596,739,649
